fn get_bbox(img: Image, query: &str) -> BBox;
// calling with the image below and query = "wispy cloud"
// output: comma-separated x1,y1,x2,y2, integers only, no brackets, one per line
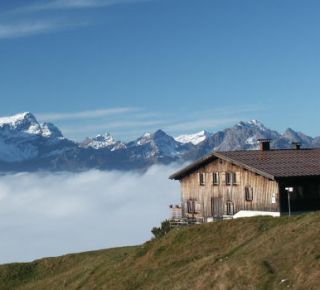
0,0,151,40
165,117,239,132
15,0,150,13
35,103,263,141
0,21,59,39
37,107,138,122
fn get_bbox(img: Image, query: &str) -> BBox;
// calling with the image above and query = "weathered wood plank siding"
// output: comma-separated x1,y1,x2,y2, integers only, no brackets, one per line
180,158,280,219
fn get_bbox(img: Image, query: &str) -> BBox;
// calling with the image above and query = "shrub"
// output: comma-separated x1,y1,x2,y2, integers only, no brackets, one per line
151,220,171,239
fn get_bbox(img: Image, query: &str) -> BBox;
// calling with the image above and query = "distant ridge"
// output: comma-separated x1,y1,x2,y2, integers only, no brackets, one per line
0,112,319,172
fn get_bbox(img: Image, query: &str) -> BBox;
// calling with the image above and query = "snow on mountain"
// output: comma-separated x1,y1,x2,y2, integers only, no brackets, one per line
191,120,285,157
81,133,125,151
0,113,319,172
236,119,268,132
175,130,211,145
41,123,63,138
282,128,313,145
0,112,34,127
0,112,42,136
135,132,152,146
126,129,193,160
0,112,64,139
0,112,75,163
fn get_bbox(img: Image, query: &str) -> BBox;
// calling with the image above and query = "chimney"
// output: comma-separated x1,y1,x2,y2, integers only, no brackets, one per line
292,142,301,150
258,139,271,151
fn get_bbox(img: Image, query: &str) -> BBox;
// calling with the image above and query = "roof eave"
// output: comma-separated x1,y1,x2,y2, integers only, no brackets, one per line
169,151,276,181
213,152,275,180
169,153,218,180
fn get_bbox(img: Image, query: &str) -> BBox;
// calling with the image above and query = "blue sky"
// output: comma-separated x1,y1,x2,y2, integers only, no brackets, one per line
1,0,320,141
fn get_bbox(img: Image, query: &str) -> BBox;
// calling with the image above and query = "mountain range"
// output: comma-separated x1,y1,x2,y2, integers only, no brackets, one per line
0,112,319,172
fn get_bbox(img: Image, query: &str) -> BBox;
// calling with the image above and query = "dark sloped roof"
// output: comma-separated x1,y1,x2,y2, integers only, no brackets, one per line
169,149,320,180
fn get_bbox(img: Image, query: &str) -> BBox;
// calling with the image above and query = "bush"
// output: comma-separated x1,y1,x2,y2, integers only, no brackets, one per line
151,220,171,239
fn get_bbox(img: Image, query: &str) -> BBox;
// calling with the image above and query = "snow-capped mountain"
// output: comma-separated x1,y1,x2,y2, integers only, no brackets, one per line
126,130,194,161
81,133,125,151
0,112,42,136
0,112,74,162
0,113,319,172
41,122,63,139
175,130,211,145
0,112,64,140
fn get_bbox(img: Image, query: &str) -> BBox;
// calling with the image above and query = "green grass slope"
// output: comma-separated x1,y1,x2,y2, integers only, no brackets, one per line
1,212,320,290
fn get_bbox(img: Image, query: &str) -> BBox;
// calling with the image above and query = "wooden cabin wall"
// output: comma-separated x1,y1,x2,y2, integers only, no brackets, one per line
180,159,280,218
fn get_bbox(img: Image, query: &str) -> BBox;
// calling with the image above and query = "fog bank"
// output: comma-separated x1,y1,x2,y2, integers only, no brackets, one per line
0,165,180,264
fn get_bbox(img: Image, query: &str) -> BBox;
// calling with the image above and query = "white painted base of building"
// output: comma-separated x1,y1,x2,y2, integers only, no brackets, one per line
233,210,280,219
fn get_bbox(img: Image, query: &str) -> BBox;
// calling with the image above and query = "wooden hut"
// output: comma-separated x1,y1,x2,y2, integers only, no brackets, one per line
169,140,320,221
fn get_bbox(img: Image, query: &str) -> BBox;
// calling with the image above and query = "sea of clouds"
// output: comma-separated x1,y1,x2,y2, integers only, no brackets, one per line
0,165,181,264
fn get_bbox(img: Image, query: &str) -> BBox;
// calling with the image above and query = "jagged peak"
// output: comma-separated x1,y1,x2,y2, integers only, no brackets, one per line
0,112,38,126
284,127,296,133
81,132,123,150
175,130,211,145
41,122,63,138
236,119,266,130
93,132,114,141
152,129,169,137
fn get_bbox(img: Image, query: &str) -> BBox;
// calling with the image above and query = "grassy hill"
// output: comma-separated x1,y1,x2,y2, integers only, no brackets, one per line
1,213,320,290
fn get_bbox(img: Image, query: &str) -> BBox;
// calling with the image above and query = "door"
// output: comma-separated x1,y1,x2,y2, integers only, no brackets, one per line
211,197,223,218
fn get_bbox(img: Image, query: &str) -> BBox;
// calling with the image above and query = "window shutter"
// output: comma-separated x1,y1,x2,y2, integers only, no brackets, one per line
245,186,253,201
187,199,197,213
221,172,226,185
184,202,189,213
226,172,230,185
187,200,192,213
211,197,214,215
195,202,201,213
230,202,234,215
213,172,219,185
235,172,241,185
198,173,205,186
226,201,234,215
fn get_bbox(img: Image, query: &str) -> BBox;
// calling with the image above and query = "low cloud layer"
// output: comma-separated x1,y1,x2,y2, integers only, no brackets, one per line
0,165,180,264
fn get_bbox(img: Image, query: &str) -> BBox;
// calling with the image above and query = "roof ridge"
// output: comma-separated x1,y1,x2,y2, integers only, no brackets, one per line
170,148,320,180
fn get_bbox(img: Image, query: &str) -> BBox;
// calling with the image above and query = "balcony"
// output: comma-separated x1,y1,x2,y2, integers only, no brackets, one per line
169,204,204,227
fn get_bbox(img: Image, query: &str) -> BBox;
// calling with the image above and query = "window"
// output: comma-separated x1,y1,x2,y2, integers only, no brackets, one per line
187,200,195,213
199,173,205,186
213,172,219,185
226,172,231,185
226,201,234,215
211,197,223,217
186,199,201,213
245,186,253,201
226,172,240,185
226,172,235,185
